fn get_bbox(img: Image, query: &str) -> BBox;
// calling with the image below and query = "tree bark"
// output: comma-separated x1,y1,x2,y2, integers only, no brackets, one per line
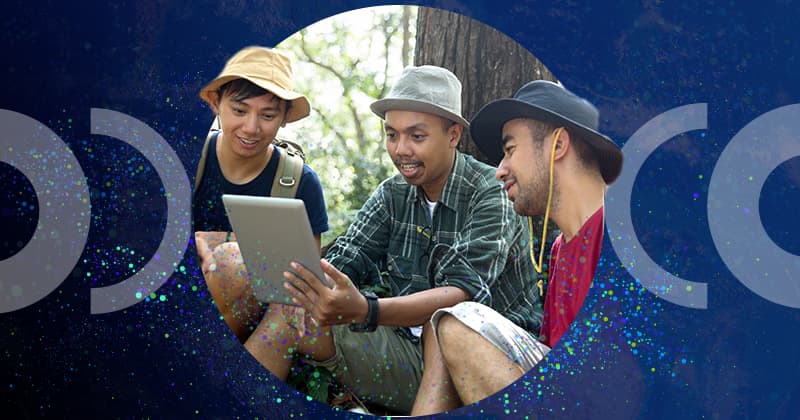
415,7,556,163
401,6,412,68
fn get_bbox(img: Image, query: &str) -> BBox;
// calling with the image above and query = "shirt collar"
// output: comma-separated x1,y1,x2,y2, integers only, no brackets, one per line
407,151,465,211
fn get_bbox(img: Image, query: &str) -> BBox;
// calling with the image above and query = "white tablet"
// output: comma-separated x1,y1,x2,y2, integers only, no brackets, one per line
221,195,330,305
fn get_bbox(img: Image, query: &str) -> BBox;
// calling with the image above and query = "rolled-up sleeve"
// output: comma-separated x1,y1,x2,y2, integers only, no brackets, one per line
429,181,517,306
324,183,391,287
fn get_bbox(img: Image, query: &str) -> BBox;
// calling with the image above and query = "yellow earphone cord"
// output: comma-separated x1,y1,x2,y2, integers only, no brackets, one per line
528,127,563,274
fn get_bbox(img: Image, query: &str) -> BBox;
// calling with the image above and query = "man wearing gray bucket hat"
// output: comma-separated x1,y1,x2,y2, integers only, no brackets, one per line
193,46,328,341
244,65,541,414
412,80,624,414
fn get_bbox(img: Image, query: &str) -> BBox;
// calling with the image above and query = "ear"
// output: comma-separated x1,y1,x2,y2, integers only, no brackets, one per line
448,123,463,148
208,91,221,115
551,128,571,161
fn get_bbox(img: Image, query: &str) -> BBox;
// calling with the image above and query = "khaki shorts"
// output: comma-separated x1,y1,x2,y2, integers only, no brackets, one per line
307,325,423,414
431,301,550,371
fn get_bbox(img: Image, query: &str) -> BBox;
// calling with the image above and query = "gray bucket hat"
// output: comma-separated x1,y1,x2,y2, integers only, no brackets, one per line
471,80,623,184
370,65,469,127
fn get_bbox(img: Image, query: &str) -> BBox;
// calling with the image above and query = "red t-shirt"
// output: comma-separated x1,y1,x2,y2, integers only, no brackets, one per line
539,206,604,348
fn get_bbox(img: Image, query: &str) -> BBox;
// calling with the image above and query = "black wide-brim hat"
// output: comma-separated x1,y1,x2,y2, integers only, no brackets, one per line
471,80,623,184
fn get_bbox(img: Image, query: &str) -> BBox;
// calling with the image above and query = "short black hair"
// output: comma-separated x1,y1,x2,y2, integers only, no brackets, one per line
217,79,292,115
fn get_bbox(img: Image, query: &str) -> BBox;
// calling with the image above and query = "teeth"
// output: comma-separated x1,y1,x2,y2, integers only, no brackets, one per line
239,137,256,145
400,164,418,170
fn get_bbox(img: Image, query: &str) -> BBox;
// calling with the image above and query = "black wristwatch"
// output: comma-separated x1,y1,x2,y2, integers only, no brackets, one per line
349,290,379,333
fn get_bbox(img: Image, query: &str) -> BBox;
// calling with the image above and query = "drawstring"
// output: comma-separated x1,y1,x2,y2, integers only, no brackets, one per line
528,127,563,274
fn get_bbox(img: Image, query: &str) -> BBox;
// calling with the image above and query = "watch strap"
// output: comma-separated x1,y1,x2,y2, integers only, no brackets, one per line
349,291,379,332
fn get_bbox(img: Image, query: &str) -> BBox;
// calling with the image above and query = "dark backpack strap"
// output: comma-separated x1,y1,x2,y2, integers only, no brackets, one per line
270,145,304,198
193,129,220,197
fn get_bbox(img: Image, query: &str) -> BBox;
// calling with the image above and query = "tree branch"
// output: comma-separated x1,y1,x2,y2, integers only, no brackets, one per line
298,33,349,82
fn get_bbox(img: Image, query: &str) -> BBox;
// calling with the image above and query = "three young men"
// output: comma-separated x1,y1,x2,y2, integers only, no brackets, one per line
242,65,540,414
193,47,622,416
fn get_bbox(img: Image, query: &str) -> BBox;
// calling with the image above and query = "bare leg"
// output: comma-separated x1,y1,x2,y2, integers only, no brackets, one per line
410,323,462,415
244,303,336,380
204,242,265,341
437,314,525,405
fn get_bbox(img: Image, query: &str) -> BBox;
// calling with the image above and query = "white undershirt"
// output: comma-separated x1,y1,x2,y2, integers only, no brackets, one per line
411,198,438,338
425,198,436,219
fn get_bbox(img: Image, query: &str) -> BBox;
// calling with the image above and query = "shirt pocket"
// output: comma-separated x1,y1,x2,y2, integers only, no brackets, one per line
386,254,430,294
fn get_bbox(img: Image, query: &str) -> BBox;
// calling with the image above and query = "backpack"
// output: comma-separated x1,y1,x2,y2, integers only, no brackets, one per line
193,117,305,198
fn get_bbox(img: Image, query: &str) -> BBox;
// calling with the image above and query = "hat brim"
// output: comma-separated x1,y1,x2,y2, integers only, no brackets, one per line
199,74,311,123
370,98,469,128
471,99,623,184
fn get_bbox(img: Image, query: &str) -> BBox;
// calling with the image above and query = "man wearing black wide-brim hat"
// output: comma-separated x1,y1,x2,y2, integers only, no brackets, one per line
414,80,624,413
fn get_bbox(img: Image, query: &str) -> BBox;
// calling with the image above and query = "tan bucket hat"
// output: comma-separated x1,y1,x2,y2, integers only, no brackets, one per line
199,46,311,123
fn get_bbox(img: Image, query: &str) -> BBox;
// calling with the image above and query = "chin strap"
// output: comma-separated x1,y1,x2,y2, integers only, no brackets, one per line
528,127,563,274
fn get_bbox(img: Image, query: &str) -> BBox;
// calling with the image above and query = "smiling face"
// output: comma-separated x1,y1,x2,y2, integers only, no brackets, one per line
211,89,287,160
496,118,554,216
384,110,461,201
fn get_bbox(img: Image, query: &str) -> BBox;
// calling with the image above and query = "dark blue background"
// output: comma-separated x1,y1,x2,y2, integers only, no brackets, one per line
2,0,799,418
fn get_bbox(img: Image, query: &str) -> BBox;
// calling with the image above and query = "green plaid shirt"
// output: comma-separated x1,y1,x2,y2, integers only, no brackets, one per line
326,152,543,334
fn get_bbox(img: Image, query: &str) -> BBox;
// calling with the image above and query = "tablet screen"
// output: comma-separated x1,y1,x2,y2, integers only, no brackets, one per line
221,195,329,305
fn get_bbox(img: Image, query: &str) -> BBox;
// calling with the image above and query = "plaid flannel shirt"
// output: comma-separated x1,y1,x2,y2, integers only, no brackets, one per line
326,152,543,335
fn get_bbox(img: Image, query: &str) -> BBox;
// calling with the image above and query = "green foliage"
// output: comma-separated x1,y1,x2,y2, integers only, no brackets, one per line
277,7,417,245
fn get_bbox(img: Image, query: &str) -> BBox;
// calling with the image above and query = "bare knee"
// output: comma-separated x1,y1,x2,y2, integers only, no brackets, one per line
436,314,472,360
211,242,245,277
257,304,334,360
208,243,249,295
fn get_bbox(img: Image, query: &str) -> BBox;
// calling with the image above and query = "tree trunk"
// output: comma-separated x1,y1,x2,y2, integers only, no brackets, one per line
415,7,561,268
401,6,412,68
414,7,556,163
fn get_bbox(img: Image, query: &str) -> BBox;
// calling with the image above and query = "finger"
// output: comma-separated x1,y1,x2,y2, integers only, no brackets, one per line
289,261,328,292
283,276,316,310
284,270,319,302
320,259,352,288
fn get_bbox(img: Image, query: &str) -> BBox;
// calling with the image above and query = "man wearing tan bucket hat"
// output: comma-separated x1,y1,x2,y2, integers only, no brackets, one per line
242,65,541,414
193,46,328,341
411,80,625,415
